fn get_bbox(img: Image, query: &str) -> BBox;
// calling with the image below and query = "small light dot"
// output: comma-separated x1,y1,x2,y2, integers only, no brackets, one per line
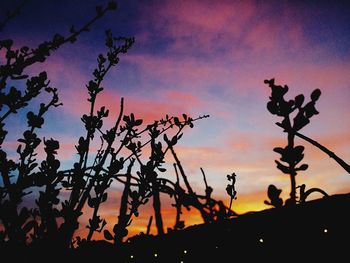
154,253,158,257
324,229,328,233
259,238,264,243
215,246,218,249
184,250,187,254
130,255,134,259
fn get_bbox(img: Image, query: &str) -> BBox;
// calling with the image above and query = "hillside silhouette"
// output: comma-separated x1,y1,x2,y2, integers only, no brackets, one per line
1,193,349,262
1,1,350,262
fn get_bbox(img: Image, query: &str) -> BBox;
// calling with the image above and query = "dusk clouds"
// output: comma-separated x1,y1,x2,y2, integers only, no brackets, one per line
2,0,350,235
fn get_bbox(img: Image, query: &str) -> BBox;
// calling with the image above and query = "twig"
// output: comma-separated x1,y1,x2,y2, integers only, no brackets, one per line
276,122,350,174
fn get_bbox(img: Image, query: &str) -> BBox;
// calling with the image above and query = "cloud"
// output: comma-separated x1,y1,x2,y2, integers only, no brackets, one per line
5,0,350,241
136,0,312,61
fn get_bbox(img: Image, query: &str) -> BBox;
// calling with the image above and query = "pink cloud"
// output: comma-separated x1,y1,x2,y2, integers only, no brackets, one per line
60,79,204,126
141,0,257,54
138,0,310,62
6,1,349,234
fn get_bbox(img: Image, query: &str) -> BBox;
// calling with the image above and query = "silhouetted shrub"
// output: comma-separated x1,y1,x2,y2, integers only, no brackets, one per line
0,1,233,253
264,78,328,205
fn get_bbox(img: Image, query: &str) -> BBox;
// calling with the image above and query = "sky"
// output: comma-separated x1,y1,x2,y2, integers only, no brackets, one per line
1,0,350,238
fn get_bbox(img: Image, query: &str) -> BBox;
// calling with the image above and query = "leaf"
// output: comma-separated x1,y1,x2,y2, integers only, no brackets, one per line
61,181,70,188
28,163,38,171
171,136,177,146
267,101,278,115
294,94,304,108
311,89,321,101
102,192,108,202
264,78,274,85
163,133,169,143
103,230,114,241
101,220,107,229
158,167,166,172
22,220,36,233
264,200,271,206
16,144,22,154
273,147,284,155
294,145,305,155
87,196,95,208
275,160,290,174
135,119,143,126
297,164,309,171
173,117,180,126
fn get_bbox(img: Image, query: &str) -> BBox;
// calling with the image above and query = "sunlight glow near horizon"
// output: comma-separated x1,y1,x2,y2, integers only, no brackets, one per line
1,0,350,239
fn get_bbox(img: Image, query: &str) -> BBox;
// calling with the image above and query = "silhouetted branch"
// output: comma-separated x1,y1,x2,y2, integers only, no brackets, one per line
146,215,153,235
296,184,328,203
0,0,28,32
0,1,117,80
123,114,209,163
169,146,213,223
200,167,208,189
114,158,135,245
276,122,350,174
152,195,164,234
169,146,194,195
173,164,184,230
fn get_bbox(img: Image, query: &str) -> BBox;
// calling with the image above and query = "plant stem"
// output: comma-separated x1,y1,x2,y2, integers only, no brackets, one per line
276,122,350,174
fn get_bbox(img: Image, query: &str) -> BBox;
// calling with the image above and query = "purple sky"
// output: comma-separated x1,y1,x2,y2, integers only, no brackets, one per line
2,0,350,236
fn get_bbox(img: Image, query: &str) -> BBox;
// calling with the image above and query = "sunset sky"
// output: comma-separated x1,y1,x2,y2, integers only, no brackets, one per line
2,0,350,238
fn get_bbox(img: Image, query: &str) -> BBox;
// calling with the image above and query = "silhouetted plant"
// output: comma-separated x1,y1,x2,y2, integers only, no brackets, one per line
58,31,135,248
296,184,328,203
110,113,211,238
0,2,122,248
226,173,237,216
265,78,350,207
0,1,238,254
166,143,235,225
265,78,350,204
264,184,283,208
172,164,185,231
0,0,122,247
1,1,238,256
265,78,322,205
